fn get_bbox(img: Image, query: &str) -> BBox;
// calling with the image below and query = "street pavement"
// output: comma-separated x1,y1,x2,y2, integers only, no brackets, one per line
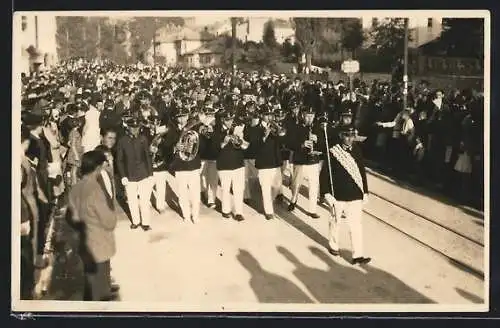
107,172,485,306
39,170,485,307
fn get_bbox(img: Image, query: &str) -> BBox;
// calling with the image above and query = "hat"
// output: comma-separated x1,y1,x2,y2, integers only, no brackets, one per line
260,104,274,115
104,100,115,109
22,110,45,126
338,124,357,136
302,106,316,115
175,106,190,117
125,117,141,128
221,110,235,120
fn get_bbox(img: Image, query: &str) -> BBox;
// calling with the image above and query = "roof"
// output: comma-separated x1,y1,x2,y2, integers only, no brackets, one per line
273,18,293,29
156,26,215,43
183,37,225,56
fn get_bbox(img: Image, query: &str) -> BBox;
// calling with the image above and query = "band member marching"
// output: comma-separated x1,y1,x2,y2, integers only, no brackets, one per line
255,105,287,220
116,117,155,231
198,101,219,209
212,109,249,221
242,101,261,204
320,124,371,265
163,106,203,223
288,106,322,218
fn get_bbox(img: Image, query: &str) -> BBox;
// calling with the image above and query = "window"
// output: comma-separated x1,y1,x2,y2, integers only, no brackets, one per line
200,54,212,65
427,18,433,28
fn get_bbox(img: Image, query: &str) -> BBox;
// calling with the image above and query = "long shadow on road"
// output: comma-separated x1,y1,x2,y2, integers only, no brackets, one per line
277,245,436,304
236,249,314,303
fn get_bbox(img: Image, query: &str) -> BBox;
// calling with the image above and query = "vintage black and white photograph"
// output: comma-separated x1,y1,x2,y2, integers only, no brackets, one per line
11,10,489,312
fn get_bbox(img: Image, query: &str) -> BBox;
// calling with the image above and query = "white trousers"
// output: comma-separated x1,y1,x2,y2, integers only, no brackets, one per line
152,171,169,211
176,169,201,221
258,167,283,215
244,159,258,199
329,200,364,258
291,163,320,213
219,167,245,215
200,160,218,204
125,176,155,226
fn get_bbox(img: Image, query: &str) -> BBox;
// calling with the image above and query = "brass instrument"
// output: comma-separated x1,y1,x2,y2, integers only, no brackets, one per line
267,118,287,137
175,119,204,161
225,124,249,149
306,125,323,158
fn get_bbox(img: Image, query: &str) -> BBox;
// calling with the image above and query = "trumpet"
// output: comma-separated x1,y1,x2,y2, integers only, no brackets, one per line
265,119,287,137
306,125,323,157
225,125,249,150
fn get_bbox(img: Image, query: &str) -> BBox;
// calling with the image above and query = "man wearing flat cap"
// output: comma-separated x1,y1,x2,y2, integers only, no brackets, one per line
320,124,371,265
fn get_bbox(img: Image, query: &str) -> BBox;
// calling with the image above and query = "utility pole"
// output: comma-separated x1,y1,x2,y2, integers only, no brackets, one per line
403,17,409,110
82,19,87,59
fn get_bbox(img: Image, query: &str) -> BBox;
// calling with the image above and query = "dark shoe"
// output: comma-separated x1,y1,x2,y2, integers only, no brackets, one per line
275,194,284,203
207,202,216,209
130,223,140,230
328,248,340,256
309,212,320,219
318,196,325,205
110,284,120,293
222,212,231,219
288,202,296,211
141,225,152,231
234,214,245,222
265,214,275,220
100,293,119,301
352,257,371,265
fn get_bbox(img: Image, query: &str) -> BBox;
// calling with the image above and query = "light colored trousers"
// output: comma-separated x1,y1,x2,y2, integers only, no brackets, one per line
244,159,258,199
125,176,155,226
329,199,364,258
290,163,320,214
200,160,218,204
176,169,201,221
258,167,283,215
152,171,169,211
219,167,245,215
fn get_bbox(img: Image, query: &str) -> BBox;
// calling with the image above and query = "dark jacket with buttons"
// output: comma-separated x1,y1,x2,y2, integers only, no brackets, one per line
319,142,368,201
254,125,285,169
115,134,153,182
212,124,245,171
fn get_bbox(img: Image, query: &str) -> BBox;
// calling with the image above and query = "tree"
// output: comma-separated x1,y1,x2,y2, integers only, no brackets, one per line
439,18,484,59
369,18,411,60
282,38,294,61
128,16,185,62
292,18,328,72
263,19,278,49
340,18,365,59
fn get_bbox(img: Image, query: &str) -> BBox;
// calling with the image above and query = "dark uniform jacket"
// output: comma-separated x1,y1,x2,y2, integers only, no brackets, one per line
319,142,368,202
243,124,261,160
253,125,285,169
115,133,153,182
212,124,246,171
289,123,322,165
162,121,202,173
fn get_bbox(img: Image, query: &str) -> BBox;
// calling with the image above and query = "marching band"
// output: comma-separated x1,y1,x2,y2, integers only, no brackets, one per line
21,65,374,285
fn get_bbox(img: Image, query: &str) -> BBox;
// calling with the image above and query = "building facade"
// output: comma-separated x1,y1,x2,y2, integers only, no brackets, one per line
17,13,58,74
361,16,443,48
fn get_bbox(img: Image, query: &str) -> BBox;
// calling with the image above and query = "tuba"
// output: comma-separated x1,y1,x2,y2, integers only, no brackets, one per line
176,120,203,161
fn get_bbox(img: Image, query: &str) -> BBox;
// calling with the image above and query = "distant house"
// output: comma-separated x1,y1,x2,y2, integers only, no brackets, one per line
361,16,443,49
19,14,58,73
214,17,294,44
181,43,223,68
148,25,215,66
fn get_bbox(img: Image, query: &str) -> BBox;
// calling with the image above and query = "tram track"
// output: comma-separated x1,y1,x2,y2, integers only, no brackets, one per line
362,192,484,280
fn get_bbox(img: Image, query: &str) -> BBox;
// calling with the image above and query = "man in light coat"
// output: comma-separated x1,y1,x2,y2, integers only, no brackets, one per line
81,93,103,153
68,150,118,301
